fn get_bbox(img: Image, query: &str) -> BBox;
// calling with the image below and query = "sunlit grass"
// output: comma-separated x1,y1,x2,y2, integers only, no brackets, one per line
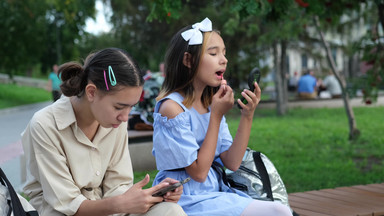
135,106,384,193
0,84,50,109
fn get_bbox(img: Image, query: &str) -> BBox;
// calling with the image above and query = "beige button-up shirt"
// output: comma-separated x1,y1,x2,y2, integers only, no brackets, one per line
22,97,133,216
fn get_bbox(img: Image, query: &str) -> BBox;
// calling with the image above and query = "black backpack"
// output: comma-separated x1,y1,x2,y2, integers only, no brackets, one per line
0,168,38,216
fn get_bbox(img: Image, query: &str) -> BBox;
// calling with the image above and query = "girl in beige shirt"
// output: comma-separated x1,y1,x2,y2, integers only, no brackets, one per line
22,48,186,216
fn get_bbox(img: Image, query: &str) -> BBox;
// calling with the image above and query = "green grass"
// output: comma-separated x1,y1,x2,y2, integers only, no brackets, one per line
135,106,384,193
1,84,382,194
0,84,51,109
233,107,384,193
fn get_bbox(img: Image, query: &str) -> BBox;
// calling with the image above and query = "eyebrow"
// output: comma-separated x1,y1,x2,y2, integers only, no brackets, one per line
116,102,137,107
207,46,226,51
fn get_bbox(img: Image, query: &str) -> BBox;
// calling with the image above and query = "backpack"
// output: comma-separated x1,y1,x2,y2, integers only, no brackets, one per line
0,168,38,216
225,148,292,209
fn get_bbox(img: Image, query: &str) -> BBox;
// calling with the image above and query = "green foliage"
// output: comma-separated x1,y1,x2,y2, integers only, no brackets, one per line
0,0,95,77
146,0,183,23
0,84,50,109
135,106,384,192
230,0,270,19
0,0,47,76
353,30,384,104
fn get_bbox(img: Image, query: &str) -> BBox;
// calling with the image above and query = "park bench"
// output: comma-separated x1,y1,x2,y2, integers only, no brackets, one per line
289,183,384,216
128,130,156,172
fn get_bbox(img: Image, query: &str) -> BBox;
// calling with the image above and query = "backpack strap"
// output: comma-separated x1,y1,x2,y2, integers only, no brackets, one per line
0,168,27,216
252,151,274,201
211,161,235,193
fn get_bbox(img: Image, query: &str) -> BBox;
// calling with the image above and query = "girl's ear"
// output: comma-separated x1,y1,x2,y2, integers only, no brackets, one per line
183,52,192,68
85,83,97,102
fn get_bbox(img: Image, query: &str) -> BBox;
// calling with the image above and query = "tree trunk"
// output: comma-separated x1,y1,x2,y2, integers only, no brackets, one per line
274,41,288,116
377,1,384,34
281,40,289,112
314,16,360,140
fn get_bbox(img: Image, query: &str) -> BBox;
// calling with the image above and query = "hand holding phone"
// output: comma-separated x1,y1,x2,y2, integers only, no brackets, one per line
237,68,261,109
152,177,191,197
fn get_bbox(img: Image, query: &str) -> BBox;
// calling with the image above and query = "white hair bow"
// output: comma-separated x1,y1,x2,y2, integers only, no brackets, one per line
181,17,212,45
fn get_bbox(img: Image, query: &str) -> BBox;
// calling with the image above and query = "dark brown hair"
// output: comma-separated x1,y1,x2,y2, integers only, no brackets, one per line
157,26,220,108
59,48,144,97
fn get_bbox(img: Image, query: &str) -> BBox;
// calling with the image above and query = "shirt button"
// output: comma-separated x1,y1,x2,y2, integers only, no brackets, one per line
92,147,96,151
96,171,100,176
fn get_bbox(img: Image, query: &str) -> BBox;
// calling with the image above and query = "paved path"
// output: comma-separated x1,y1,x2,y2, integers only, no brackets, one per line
258,95,384,109
0,101,52,191
0,97,382,192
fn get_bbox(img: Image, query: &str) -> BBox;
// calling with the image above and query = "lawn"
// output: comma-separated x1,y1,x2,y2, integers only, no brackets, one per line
135,106,384,193
1,83,382,193
0,84,51,109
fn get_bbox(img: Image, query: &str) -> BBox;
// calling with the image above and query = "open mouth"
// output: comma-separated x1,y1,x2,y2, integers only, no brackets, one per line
216,71,224,79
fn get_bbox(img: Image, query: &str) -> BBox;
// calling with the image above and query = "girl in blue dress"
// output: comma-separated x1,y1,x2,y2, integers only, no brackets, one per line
152,18,292,216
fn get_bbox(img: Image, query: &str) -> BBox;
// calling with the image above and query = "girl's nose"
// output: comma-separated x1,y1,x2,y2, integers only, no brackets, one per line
221,55,228,65
118,108,131,122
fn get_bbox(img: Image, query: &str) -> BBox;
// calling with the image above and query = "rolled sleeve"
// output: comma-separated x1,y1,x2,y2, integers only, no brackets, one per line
153,112,199,170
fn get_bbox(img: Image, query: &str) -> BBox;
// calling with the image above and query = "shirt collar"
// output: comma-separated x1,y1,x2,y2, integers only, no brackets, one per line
52,96,77,130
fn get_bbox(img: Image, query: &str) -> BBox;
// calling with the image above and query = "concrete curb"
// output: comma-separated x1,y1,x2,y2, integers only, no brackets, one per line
0,101,52,116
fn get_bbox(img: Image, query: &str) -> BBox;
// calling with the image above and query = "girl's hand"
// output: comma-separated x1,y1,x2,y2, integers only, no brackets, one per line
160,178,184,203
118,174,166,214
237,82,261,116
211,80,234,117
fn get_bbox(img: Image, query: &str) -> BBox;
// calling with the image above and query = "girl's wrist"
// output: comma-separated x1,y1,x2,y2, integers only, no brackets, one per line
110,194,124,214
210,110,224,120
241,112,254,121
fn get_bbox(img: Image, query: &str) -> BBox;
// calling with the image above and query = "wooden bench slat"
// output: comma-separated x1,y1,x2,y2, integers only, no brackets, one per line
338,187,384,197
289,194,370,216
373,211,384,216
291,206,334,216
367,183,384,190
323,188,384,206
352,185,384,195
291,192,373,214
289,184,384,216
306,190,379,207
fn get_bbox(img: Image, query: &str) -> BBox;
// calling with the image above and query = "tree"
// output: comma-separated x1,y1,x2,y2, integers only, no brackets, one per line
39,0,96,73
0,0,95,77
0,0,47,77
106,0,184,70
145,0,307,115
314,16,361,140
145,0,383,140
354,1,384,105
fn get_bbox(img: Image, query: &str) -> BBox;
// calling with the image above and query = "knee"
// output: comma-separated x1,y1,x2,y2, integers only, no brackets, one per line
161,202,187,216
271,202,292,216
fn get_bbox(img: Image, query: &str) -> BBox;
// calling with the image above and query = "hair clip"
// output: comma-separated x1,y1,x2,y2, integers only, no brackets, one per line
104,70,109,91
181,17,212,45
108,66,117,86
103,66,117,91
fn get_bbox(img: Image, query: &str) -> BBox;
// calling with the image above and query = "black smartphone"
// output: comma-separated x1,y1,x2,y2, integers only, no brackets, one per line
152,177,191,197
237,68,261,109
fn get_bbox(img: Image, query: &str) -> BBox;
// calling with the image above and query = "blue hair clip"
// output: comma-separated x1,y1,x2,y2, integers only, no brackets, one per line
108,66,117,86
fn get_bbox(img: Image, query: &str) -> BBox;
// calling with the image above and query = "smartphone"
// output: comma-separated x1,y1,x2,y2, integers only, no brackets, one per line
237,68,261,109
152,177,191,197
